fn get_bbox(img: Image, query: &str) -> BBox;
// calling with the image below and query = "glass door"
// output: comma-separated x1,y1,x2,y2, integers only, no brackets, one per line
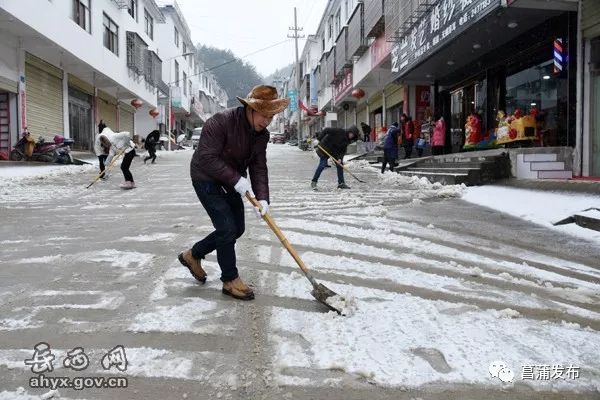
450,89,464,153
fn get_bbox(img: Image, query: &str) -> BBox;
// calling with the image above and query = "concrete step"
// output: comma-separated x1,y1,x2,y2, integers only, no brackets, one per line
397,170,470,185
523,153,557,162
406,167,480,173
530,161,565,171
538,170,573,179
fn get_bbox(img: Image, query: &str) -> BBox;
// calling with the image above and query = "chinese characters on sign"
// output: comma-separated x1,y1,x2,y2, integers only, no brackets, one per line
287,89,298,112
391,0,497,76
334,68,353,104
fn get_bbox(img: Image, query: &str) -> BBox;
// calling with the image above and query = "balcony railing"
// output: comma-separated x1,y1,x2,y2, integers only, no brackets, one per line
335,27,351,77
364,0,385,38
126,31,148,76
144,50,162,87
326,47,336,85
386,0,436,42
348,3,368,58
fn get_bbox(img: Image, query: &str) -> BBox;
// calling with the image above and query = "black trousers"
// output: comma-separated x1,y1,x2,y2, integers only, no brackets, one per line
121,150,135,182
144,146,156,163
403,140,414,158
191,181,245,282
98,155,108,173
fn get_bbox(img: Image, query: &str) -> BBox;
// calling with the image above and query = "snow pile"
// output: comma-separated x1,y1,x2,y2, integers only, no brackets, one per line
463,186,600,243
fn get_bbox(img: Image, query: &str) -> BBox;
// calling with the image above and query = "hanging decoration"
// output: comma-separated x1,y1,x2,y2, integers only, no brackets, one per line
130,99,143,109
149,108,160,118
351,88,365,99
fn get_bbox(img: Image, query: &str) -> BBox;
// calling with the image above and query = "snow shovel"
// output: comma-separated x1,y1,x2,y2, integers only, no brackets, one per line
85,148,126,189
317,144,366,183
245,193,343,314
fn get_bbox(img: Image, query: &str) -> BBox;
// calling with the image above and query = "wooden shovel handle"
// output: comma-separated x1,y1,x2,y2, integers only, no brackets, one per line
245,193,314,280
317,145,365,183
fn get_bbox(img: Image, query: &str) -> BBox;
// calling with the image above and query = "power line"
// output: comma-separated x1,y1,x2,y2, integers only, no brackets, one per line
167,39,292,86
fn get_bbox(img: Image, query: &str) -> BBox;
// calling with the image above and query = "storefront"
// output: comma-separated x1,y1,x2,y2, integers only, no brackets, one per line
68,74,94,151
0,76,17,157
25,53,64,143
97,90,118,132
582,0,600,177
390,0,577,154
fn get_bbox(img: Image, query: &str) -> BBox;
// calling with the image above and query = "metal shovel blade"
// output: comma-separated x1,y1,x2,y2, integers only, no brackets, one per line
311,283,342,315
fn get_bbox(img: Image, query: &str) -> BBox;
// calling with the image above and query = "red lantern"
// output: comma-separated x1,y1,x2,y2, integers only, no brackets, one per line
351,88,365,99
130,99,143,109
149,108,160,118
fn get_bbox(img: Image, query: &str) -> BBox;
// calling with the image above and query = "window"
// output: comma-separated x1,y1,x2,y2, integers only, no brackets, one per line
189,81,192,98
144,9,153,39
127,0,137,20
188,51,193,68
327,16,333,39
334,10,341,36
183,72,187,95
73,0,91,33
183,42,187,56
174,60,179,86
103,13,118,55
174,27,179,47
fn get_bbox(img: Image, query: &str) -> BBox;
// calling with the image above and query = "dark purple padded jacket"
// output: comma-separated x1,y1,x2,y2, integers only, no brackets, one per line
190,106,269,202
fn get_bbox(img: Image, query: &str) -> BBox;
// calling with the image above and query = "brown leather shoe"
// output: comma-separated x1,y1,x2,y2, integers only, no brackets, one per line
222,277,254,300
178,250,207,284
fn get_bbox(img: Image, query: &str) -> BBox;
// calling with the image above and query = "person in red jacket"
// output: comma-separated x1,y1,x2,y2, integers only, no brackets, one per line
431,113,446,155
401,113,415,159
178,85,289,301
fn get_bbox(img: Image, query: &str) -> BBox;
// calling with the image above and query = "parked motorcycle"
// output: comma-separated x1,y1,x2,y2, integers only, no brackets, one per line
10,132,74,164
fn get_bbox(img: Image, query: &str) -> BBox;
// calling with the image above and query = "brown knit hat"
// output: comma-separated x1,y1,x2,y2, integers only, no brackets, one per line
237,85,289,117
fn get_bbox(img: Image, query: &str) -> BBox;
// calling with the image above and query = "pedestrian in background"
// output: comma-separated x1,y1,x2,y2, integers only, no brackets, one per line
94,120,109,179
179,85,288,301
431,113,446,156
382,122,399,173
99,128,137,189
311,125,359,190
360,122,371,142
143,130,160,164
401,113,415,159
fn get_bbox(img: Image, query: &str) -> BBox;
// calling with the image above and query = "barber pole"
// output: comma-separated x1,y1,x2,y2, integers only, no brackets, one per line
553,38,563,74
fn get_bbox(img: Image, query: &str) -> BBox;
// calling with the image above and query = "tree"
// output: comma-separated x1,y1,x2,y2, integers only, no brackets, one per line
196,45,263,108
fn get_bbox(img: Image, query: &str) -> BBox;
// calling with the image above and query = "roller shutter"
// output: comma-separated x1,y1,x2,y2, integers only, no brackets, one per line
368,92,383,111
97,90,118,131
25,54,63,142
385,83,403,108
118,104,134,134
357,106,367,127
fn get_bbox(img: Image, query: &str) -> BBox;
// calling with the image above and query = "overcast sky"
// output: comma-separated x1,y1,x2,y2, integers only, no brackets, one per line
158,0,329,77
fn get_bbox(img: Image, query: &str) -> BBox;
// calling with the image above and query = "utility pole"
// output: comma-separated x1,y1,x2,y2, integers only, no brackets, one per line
288,7,304,143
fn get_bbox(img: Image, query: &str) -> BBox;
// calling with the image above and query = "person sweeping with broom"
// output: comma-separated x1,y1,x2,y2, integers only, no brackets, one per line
311,125,359,190
178,85,288,301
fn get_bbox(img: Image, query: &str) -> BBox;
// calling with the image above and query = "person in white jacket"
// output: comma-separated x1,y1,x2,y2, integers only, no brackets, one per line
95,127,137,189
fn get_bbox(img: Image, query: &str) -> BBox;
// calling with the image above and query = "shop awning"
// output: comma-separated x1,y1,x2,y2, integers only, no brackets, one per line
391,1,568,84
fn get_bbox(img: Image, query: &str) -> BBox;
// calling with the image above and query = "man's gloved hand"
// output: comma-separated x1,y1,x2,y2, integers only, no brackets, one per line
234,176,254,197
253,200,269,219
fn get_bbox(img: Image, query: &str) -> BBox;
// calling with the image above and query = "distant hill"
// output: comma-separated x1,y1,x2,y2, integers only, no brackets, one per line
263,64,294,87
195,45,263,108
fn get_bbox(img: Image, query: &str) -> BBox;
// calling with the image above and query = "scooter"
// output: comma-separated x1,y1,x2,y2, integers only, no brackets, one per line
10,133,74,163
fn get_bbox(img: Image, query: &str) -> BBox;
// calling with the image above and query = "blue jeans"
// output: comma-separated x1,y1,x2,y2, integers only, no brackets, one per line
191,181,245,282
312,156,344,184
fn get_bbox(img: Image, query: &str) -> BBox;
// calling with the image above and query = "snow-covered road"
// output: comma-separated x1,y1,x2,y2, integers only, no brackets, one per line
0,146,599,399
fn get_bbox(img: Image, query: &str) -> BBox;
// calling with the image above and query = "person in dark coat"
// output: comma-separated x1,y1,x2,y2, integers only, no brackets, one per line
143,130,160,164
382,122,399,173
311,125,359,190
360,122,371,142
178,85,288,301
